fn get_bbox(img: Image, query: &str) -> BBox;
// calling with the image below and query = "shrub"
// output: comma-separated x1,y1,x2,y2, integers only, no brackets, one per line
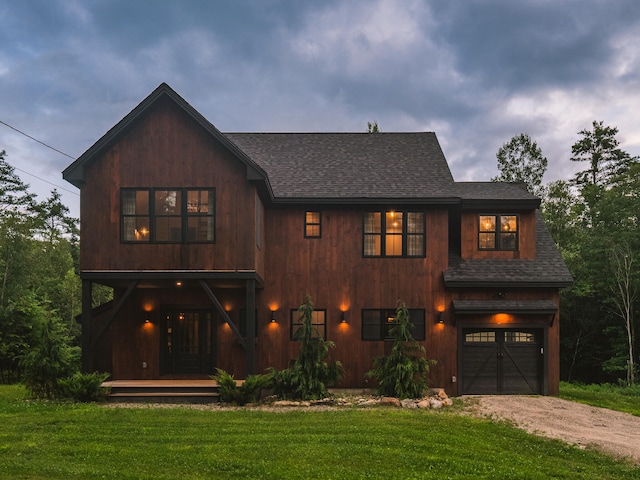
58,372,111,402
366,302,435,399
212,368,270,405
269,294,343,400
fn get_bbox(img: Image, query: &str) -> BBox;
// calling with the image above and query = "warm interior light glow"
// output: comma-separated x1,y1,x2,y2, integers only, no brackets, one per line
175,281,182,287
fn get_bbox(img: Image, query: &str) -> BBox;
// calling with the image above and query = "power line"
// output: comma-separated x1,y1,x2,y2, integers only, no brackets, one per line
0,119,75,159
0,119,79,196
14,166,79,196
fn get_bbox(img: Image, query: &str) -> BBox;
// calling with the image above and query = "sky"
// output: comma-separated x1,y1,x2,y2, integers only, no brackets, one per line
1,0,640,218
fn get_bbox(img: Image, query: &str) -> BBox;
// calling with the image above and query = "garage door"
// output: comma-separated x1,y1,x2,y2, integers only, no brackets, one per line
461,328,543,395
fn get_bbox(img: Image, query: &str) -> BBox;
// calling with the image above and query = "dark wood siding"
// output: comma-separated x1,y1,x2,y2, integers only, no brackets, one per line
79,97,261,274
460,210,536,260
257,206,452,388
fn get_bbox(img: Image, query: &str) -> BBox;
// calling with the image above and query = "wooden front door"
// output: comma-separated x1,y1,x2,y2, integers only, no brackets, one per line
461,328,543,395
161,310,215,375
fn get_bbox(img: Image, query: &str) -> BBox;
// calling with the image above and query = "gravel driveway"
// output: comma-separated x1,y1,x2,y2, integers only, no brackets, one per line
465,395,640,464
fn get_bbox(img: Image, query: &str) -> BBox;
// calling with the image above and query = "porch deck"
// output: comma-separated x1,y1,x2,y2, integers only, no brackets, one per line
102,379,235,404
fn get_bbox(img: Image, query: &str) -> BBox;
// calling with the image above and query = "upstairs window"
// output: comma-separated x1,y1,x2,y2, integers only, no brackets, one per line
363,211,425,257
305,211,322,238
121,188,215,243
361,309,425,341
479,214,518,250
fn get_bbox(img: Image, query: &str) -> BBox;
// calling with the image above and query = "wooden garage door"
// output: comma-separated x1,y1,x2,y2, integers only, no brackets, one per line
461,328,542,395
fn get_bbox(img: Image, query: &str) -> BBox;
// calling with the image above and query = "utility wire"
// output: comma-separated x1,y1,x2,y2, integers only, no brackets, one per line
0,119,79,196
0,119,75,159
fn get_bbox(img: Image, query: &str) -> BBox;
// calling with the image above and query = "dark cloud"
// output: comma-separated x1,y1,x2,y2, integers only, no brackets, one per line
0,0,639,217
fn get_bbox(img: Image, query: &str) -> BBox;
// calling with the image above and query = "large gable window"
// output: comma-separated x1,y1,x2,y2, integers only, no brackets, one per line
121,188,215,243
479,214,518,250
363,211,425,257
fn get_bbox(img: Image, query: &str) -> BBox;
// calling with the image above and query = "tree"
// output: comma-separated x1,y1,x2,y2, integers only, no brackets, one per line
492,133,547,196
367,121,380,133
269,294,343,400
366,302,434,398
570,120,636,188
609,243,636,385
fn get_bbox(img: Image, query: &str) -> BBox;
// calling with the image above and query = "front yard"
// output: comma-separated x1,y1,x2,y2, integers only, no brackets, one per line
0,384,638,479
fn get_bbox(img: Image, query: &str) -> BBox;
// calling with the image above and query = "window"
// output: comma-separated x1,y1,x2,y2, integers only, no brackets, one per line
305,211,321,238
478,214,518,250
290,309,326,340
363,211,425,257
121,188,215,243
361,309,425,341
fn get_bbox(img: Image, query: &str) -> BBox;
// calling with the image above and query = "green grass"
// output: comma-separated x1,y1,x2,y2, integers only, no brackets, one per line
0,384,638,479
560,381,640,416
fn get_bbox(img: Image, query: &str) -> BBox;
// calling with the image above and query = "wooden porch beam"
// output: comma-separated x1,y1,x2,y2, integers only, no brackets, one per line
245,278,256,376
90,280,139,351
198,280,246,349
81,279,93,373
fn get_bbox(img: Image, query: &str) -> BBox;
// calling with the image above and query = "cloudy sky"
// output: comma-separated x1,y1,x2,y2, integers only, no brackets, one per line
1,0,639,217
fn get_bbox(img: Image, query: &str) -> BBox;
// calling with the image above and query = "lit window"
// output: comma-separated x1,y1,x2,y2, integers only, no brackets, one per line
478,214,518,250
305,211,321,238
121,188,215,243
364,211,425,257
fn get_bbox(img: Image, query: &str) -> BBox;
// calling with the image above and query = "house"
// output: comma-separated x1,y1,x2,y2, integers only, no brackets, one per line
62,83,572,396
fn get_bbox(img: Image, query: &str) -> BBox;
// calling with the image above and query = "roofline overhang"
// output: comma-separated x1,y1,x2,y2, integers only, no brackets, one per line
80,269,264,287
270,196,460,206
444,279,574,288
459,198,541,210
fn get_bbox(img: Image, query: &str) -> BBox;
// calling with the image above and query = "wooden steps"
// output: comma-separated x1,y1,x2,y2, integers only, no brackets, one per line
103,379,222,404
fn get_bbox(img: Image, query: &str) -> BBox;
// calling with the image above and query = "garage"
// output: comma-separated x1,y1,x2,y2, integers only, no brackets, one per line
460,327,544,395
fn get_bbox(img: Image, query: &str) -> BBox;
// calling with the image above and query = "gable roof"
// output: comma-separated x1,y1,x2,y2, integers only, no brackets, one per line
443,211,573,288
62,83,270,194
62,82,539,208
224,132,456,203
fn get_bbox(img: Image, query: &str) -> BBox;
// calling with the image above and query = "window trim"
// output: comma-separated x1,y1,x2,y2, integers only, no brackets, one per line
121,187,216,244
478,213,519,251
290,308,327,340
361,308,426,341
304,211,322,238
363,210,426,258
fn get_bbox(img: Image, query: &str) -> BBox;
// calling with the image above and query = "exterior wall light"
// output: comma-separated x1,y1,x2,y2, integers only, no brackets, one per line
270,310,277,323
340,311,347,323
437,311,445,324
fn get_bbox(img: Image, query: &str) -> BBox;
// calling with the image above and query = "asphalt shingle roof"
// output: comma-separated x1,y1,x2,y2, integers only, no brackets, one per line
225,132,456,200
443,212,573,287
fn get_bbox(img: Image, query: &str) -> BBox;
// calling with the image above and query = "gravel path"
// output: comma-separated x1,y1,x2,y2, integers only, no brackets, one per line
465,395,640,464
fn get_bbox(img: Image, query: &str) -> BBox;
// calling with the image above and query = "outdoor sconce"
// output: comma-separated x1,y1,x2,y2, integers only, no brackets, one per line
144,314,151,324
340,311,347,323
437,311,445,324
270,310,277,323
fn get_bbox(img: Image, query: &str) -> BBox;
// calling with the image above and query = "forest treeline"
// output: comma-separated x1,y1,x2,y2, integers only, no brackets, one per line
0,119,638,387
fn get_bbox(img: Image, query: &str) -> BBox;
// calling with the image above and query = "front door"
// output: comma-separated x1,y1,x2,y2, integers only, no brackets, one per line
461,328,543,395
161,310,215,375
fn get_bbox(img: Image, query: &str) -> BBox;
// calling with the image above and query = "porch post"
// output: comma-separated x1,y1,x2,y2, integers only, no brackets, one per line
81,279,93,373
245,278,256,376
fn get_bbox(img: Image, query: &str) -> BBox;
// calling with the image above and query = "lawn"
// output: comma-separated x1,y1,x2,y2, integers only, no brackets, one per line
560,381,640,416
0,385,638,479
